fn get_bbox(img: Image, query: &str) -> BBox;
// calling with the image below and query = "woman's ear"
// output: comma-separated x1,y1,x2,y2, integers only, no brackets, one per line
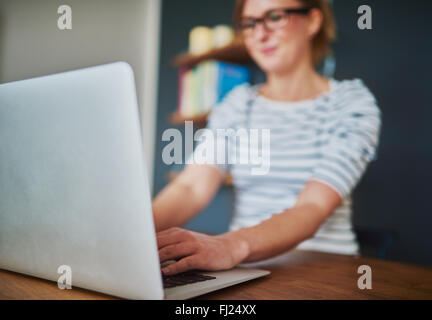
307,8,323,38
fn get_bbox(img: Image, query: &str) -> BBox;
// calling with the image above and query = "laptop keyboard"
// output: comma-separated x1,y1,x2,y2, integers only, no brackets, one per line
162,271,216,289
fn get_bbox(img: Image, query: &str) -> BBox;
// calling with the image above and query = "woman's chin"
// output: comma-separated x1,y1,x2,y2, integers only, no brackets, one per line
257,60,293,75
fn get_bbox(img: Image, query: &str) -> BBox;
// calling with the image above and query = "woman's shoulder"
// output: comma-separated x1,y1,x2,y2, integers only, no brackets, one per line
206,83,251,128
212,83,252,113
222,83,254,103
332,78,376,100
330,78,379,111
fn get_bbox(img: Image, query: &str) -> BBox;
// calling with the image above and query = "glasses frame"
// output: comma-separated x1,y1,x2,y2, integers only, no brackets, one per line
237,7,313,34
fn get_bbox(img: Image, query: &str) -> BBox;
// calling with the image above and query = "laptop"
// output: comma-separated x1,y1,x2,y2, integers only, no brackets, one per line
0,62,270,300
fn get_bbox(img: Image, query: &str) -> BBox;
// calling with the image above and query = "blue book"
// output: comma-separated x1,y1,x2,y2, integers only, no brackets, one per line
177,61,250,116
216,62,250,103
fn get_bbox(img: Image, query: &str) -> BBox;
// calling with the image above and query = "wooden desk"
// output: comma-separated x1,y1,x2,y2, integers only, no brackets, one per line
1,250,431,299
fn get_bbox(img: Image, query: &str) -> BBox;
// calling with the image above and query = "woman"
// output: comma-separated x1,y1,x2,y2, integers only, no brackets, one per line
153,0,381,276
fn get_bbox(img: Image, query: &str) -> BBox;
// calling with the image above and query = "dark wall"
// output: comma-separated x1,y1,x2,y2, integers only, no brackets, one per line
153,0,432,266
332,0,432,266
153,0,237,234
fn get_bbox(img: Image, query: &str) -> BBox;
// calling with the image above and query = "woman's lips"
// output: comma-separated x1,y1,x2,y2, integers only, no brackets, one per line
261,46,278,55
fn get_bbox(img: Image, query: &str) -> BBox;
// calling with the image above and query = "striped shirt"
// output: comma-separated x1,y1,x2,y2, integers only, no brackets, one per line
191,78,381,255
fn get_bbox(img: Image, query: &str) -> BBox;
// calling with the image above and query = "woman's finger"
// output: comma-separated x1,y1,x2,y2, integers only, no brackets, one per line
161,255,200,276
156,228,185,248
157,227,184,234
158,242,197,263
157,226,182,237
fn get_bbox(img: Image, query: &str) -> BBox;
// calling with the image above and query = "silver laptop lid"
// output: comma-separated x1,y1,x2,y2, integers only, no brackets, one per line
0,62,164,299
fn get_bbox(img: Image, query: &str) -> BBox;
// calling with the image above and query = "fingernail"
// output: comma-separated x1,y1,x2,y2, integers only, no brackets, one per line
162,267,170,275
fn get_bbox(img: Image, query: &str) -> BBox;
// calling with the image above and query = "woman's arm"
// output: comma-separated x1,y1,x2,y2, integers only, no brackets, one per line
158,180,342,275
229,180,342,262
152,164,224,232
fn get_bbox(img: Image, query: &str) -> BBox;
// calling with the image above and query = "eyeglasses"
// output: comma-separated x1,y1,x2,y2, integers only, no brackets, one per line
237,7,312,36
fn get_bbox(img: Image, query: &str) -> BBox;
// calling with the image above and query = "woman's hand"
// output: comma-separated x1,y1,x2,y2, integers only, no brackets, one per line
157,227,250,276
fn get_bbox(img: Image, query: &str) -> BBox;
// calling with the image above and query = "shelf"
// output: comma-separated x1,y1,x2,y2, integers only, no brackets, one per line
168,111,210,126
167,170,233,186
172,42,251,68
170,41,251,127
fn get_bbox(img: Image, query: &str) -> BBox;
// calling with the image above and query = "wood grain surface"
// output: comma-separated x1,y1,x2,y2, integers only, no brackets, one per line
1,250,431,300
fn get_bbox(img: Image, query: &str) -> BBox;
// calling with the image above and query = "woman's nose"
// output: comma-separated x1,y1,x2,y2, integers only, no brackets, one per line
251,22,270,42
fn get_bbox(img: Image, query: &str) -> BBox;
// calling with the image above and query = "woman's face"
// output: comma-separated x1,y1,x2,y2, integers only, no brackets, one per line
241,0,321,74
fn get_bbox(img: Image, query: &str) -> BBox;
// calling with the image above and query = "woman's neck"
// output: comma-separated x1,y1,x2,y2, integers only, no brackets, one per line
260,62,330,102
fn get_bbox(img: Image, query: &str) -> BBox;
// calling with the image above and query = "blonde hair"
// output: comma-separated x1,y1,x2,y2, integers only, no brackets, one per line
233,0,337,65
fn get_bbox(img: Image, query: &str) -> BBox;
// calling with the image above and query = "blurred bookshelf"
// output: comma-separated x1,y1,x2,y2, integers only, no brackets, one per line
168,42,251,127
168,110,210,127
166,27,251,186
172,42,251,69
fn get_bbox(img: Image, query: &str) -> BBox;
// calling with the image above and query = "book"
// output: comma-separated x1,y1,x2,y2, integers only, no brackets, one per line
178,61,250,117
215,62,250,104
